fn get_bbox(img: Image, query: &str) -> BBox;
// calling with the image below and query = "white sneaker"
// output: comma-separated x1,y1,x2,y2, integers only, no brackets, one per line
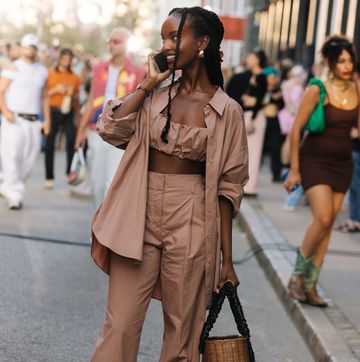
44,179,55,189
283,204,297,211
8,200,22,210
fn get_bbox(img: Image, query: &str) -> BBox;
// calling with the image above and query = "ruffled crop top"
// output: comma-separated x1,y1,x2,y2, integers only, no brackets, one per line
150,114,208,162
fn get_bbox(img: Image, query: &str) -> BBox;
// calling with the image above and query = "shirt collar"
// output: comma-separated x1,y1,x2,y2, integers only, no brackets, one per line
208,87,228,116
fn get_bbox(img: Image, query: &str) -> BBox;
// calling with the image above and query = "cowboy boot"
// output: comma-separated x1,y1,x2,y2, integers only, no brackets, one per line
304,262,328,308
288,248,308,302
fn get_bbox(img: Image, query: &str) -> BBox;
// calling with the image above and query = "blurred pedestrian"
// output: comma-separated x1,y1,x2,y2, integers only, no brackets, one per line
262,66,284,182
285,35,360,307
78,59,92,106
335,61,360,233
75,27,146,207
0,34,49,209
279,65,307,167
44,48,80,189
280,65,307,211
279,58,294,82
0,42,21,70
72,43,86,76
334,127,360,232
227,49,267,196
90,7,248,361
0,41,20,180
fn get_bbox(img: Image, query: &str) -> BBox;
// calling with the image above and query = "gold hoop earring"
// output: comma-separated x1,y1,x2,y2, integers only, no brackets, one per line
198,49,204,59
327,70,334,80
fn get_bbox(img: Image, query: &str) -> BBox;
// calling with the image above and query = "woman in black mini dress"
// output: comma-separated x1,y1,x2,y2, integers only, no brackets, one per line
285,36,360,307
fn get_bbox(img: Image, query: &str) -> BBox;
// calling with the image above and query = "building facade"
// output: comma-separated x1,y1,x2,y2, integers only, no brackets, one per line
201,0,250,66
257,0,360,67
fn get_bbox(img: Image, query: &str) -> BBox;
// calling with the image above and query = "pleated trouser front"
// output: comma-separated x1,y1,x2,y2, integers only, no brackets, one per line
91,171,206,362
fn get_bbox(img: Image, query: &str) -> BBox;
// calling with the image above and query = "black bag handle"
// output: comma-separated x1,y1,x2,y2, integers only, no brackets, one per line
199,282,255,362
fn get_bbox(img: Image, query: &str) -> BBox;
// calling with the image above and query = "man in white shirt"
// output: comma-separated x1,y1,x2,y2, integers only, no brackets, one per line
75,28,146,207
0,34,50,209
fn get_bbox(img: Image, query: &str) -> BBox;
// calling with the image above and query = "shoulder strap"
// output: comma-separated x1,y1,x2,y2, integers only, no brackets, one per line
308,78,327,101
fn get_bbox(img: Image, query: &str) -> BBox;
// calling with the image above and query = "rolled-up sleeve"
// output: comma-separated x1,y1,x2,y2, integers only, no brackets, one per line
96,98,138,149
218,103,249,216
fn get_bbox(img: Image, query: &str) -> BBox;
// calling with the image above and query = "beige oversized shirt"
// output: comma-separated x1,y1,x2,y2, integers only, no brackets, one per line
91,80,249,307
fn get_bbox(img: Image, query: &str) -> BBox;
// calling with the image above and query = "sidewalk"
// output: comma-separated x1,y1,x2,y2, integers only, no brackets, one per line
239,164,360,361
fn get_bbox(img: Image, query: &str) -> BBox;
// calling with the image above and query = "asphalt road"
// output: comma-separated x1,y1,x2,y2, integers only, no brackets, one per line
0,151,313,361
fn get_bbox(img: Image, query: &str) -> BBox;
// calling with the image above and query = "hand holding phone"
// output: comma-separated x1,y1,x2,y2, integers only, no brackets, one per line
153,52,169,73
142,52,171,92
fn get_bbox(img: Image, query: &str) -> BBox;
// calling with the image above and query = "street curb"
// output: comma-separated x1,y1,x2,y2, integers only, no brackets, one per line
238,198,359,362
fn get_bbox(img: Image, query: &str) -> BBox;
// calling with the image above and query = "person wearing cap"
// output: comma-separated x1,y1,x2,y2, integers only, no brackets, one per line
0,33,49,210
75,27,146,207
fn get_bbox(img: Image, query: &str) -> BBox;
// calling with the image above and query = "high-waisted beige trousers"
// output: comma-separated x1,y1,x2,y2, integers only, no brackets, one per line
91,171,206,362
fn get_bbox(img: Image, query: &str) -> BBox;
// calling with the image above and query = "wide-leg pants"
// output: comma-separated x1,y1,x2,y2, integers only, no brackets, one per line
91,172,206,362
0,116,41,205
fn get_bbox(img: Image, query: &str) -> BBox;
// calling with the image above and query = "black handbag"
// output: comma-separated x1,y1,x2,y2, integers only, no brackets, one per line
199,282,255,362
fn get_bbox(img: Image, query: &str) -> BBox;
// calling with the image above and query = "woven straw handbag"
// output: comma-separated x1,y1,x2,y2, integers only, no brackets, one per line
199,282,255,362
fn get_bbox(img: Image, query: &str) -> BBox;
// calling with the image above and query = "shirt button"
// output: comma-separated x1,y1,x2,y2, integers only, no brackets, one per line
209,185,213,189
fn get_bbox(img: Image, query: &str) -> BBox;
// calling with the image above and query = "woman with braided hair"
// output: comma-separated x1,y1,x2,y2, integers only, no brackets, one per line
90,6,248,361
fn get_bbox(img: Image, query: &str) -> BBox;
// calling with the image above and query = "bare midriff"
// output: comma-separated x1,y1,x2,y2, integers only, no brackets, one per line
262,104,278,117
148,148,205,175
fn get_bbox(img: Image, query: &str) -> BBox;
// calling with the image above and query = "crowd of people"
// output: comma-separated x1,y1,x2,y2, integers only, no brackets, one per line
227,44,359,232
1,30,358,219
226,37,360,308
0,28,145,210
226,49,307,195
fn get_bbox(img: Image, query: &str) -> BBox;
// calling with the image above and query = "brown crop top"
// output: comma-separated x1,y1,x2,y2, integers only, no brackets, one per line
150,113,208,162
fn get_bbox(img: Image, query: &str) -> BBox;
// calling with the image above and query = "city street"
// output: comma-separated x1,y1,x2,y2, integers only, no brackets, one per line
0,151,313,362
1,0,360,361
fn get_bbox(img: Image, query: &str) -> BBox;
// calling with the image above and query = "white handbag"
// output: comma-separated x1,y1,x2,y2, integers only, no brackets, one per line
69,148,87,185
60,94,72,114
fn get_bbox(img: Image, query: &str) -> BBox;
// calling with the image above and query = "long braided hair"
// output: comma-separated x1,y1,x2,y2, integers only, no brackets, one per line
160,6,225,143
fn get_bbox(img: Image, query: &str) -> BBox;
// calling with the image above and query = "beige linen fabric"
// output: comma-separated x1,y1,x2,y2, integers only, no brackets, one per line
91,172,206,362
91,80,249,307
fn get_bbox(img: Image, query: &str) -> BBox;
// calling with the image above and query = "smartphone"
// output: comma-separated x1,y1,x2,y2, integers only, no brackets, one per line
154,52,169,73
